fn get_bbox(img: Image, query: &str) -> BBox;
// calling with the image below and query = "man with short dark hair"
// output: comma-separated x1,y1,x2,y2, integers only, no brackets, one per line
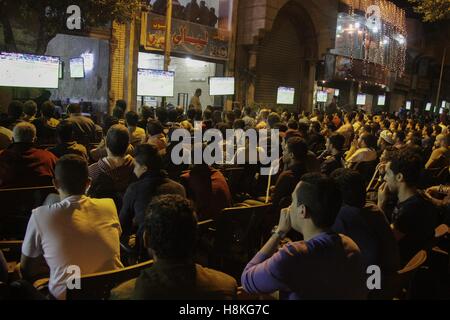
242,173,366,299
320,133,345,176
378,148,439,264
48,120,88,161
0,122,57,188
23,100,38,122
272,137,308,211
0,100,24,130
21,155,123,300
88,125,135,209
32,101,60,145
112,194,237,300
125,111,146,147
67,103,97,145
120,144,185,246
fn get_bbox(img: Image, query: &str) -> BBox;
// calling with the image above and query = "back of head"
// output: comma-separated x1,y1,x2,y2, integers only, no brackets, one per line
295,173,342,229
288,119,299,130
329,133,345,151
115,100,127,112
13,122,36,143
55,154,89,195
244,107,252,116
41,101,56,119
361,134,377,149
225,110,235,123
147,119,164,136
23,100,37,117
112,107,125,120
268,112,281,128
106,124,130,157
233,119,245,130
330,168,366,208
167,108,178,122
287,136,308,161
156,107,168,124
103,115,119,133
135,143,162,171
56,120,75,142
233,108,242,119
67,103,81,115
145,195,197,259
141,105,153,120
8,100,24,120
203,109,212,121
125,111,139,127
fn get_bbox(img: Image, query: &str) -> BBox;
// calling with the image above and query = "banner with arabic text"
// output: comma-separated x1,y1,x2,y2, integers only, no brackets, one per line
141,12,230,61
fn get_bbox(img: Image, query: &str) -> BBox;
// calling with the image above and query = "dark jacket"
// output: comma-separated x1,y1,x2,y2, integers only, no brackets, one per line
272,162,307,211
48,141,88,162
119,170,186,238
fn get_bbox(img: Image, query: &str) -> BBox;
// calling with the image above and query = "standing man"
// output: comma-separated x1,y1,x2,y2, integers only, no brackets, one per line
190,88,203,111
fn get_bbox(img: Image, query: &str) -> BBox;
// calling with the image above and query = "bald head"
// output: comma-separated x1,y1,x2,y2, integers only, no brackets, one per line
13,122,36,143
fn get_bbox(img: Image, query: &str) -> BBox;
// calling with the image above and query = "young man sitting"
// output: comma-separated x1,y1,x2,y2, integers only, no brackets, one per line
241,173,367,300
111,194,237,300
20,155,123,300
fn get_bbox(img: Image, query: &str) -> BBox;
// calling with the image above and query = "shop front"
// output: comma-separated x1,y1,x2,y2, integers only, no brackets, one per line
138,0,235,111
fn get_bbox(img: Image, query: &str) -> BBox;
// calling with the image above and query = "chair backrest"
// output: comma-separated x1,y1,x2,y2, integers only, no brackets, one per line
215,203,271,259
66,260,154,300
0,241,23,262
0,186,56,239
395,250,427,299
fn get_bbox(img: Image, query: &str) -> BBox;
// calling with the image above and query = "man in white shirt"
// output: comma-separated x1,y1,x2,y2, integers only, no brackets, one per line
20,154,123,300
345,133,378,166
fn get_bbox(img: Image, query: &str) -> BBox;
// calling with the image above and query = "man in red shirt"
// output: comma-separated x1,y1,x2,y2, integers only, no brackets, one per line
0,122,57,188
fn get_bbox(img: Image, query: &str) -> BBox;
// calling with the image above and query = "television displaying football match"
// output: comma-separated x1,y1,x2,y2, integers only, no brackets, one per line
317,91,328,103
356,94,366,105
209,77,235,96
377,95,386,106
277,87,295,105
137,69,175,97
70,57,85,78
0,52,59,89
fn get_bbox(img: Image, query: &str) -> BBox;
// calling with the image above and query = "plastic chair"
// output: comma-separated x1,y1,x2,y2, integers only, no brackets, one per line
394,250,428,300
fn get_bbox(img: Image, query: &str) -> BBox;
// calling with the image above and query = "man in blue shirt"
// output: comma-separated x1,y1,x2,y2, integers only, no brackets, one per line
241,173,367,299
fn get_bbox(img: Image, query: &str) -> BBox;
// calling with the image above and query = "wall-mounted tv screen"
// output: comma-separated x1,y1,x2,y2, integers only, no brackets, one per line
70,57,85,78
334,89,340,97
356,94,366,105
377,95,386,106
425,103,432,111
137,69,175,97
317,91,328,103
406,101,412,110
0,52,59,89
277,87,295,104
209,77,235,96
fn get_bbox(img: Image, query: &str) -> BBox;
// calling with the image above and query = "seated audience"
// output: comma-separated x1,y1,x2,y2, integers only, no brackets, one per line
0,100,24,130
0,122,57,188
241,173,367,299
145,119,167,152
23,100,38,122
111,194,237,300
20,155,123,299
345,133,378,166
48,120,88,161
425,133,450,169
32,101,60,145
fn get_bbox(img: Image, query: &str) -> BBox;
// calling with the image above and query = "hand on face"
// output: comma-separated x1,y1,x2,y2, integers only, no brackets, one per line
276,207,292,234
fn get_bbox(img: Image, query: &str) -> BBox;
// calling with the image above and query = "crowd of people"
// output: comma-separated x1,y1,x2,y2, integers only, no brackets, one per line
151,0,219,28
0,97,449,300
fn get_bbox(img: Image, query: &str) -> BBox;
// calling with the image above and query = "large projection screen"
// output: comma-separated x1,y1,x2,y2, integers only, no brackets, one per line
0,52,59,89
209,77,235,96
137,69,175,97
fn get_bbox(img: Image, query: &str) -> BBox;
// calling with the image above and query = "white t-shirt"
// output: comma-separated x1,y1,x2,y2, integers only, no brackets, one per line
22,195,124,299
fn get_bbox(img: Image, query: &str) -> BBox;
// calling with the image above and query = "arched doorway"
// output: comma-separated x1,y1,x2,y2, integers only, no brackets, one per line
255,1,318,111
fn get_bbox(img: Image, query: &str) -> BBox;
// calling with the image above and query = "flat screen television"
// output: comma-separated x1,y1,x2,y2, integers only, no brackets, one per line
377,95,386,106
334,89,340,97
317,91,328,103
0,52,59,89
70,57,85,78
356,94,366,105
209,77,235,96
277,87,295,104
137,69,175,97
425,102,432,111
406,101,412,110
